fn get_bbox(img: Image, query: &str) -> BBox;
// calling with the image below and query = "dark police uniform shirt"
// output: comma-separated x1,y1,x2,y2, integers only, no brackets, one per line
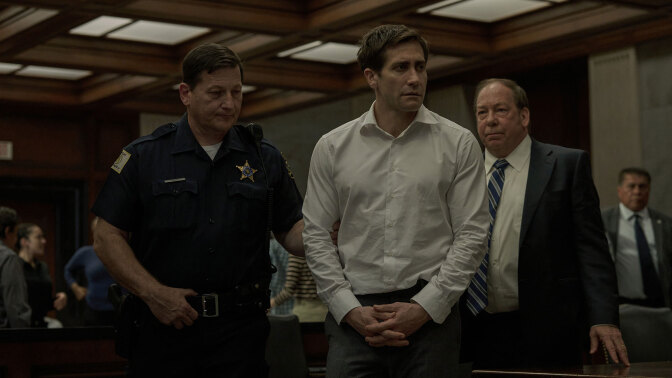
92,114,303,294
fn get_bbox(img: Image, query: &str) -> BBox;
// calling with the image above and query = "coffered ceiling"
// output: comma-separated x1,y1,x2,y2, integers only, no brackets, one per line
1,0,671,119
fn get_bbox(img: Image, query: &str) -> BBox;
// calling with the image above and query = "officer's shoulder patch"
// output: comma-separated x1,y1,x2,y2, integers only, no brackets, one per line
111,150,131,174
280,151,295,180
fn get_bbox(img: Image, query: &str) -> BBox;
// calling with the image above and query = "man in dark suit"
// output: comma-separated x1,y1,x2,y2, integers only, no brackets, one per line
460,78,630,369
602,167,672,308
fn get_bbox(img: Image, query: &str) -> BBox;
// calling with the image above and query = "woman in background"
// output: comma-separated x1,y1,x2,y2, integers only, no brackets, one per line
16,223,67,327
64,217,116,326
270,254,328,322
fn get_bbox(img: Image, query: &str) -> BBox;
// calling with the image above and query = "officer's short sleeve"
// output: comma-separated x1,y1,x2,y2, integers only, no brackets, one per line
266,146,303,234
92,145,141,232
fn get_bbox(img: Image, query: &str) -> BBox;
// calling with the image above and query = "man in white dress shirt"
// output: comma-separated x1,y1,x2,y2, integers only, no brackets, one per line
302,24,489,377
602,167,672,308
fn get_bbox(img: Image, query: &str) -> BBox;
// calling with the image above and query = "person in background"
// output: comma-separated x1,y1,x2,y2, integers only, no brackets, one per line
461,78,629,369
65,217,116,326
16,222,67,327
271,253,327,322
268,237,294,316
0,206,31,328
602,167,672,308
303,24,489,377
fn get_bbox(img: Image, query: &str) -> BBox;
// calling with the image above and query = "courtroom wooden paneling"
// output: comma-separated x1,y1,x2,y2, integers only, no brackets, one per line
0,323,328,377
0,106,138,326
0,106,138,180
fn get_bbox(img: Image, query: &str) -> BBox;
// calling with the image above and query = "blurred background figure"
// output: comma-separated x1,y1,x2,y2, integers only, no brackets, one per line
603,167,672,308
16,222,67,327
270,253,327,323
0,206,31,328
64,217,116,326
268,237,294,315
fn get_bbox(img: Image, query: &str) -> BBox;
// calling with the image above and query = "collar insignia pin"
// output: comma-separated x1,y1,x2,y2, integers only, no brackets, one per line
236,160,257,182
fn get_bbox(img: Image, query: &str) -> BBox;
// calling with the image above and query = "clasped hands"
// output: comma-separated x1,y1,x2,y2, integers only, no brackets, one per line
344,302,431,347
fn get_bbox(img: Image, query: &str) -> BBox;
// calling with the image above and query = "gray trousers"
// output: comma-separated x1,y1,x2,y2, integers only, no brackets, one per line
325,290,460,378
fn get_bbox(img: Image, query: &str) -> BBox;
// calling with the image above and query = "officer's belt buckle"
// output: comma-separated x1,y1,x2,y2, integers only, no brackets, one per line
201,293,219,317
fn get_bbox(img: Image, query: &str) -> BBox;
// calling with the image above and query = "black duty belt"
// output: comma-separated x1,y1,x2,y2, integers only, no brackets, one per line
186,283,269,318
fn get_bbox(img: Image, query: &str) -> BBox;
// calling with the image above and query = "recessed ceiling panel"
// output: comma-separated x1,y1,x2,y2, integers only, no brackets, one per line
69,15,133,37
277,41,323,58
107,20,210,45
0,62,22,74
289,42,359,64
431,0,550,22
417,0,462,14
15,65,92,80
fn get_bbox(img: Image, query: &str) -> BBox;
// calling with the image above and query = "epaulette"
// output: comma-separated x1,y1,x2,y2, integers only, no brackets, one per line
260,138,280,152
126,122,178,149
232,123,279,153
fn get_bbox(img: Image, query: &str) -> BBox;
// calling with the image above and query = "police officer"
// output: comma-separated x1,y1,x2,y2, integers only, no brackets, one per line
92,43,304,377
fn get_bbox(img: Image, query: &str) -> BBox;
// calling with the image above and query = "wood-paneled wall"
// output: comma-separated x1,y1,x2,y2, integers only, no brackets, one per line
0,104,138,326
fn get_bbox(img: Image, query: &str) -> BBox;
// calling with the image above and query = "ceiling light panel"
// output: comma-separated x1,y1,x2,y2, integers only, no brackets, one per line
0,62,22,74
69,15,133,37
15,65,92,80
289,42,359,64
107,20,210,45
172,84,256,93
417,0,462,14
277,41,323,58
431,0,550,22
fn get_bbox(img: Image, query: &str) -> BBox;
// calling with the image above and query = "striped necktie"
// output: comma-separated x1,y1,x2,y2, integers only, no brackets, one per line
466,159,509,315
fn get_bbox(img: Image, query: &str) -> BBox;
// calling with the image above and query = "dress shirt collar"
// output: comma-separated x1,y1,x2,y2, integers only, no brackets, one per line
484,134,531,174
619,202,650,221
361,102,438,138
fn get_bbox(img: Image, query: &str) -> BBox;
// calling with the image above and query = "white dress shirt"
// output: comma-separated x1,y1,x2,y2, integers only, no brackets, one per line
483,135,531,313
615,203,659,299
303,103,489,324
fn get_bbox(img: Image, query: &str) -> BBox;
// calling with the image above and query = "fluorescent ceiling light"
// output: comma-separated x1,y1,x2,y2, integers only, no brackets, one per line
277,41,323,58
0,62,22,74
290,42,359,64
417,0,461,14
172,84,256,93
431,0,550,22
69,15,133,37
107,20,210,45
15,65,92,80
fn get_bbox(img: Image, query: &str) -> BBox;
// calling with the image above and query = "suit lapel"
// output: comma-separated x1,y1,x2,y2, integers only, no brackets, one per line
652,211,664,265
650,210,671,307
605,208,620,260
520,139,555,247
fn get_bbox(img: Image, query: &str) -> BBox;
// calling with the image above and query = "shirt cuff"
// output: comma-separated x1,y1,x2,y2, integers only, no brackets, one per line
411,282,452,323
329,289,361,324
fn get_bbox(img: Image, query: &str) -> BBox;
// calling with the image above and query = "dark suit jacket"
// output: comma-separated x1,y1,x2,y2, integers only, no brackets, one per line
602,206,672,308
516,139,619,365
